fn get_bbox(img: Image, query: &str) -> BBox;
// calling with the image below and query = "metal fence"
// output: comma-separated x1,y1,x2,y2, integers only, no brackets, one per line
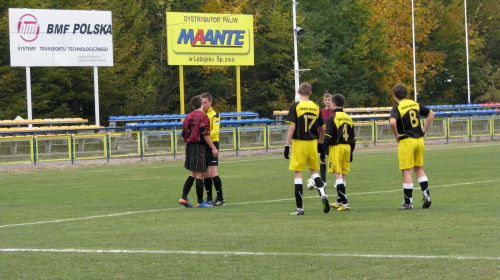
1,115,499,166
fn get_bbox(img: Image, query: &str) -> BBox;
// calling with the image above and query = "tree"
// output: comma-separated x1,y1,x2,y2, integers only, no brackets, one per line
298,0,392,106
367,0,445,103
467,0,500,102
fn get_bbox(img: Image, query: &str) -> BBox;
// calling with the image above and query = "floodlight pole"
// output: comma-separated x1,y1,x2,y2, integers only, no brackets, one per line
464,0,471,104
293,0,300,102
411,0,418,102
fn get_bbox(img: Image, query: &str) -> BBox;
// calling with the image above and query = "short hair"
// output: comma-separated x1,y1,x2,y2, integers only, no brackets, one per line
200,92,212,101
332,94,345,107
393,83,408,100
298,83,312,96
323,93,333,100
190,95,202,109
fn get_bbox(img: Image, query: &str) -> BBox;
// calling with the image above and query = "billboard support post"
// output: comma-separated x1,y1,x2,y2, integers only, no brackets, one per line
26,66,32,121
94,66,100,126
179,65,185,114
236,65,241,116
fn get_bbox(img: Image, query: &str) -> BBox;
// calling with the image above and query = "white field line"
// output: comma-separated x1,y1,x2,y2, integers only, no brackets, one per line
0,248,499,261
1,180,498,229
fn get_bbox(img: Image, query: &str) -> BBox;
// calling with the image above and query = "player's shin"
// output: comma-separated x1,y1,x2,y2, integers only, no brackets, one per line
294,178,304,209
418,176,430,198
182,176,195,199
195,179,204,204
403,183,413,205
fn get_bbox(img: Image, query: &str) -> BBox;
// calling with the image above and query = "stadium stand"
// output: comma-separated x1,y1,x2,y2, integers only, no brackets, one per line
108,111,259,127
124,118,276,128
0,117,88,126
274,103,500,121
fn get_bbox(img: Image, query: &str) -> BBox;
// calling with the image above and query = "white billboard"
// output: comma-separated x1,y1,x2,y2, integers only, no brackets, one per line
9,8,113,67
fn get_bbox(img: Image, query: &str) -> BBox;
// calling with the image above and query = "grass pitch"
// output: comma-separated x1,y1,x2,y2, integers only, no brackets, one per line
1,142,499,279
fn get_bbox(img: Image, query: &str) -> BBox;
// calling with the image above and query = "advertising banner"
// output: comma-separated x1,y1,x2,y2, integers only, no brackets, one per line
167,12,254,66
9,8,113,67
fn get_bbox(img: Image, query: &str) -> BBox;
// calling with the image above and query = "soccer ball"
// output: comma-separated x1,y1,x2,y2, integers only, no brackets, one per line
306,178,316,190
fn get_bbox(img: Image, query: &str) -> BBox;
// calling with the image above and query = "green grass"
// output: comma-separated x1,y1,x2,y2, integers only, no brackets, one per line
1,142,499,279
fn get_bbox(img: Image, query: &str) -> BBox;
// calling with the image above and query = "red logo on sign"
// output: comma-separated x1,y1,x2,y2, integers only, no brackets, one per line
18,14,40,42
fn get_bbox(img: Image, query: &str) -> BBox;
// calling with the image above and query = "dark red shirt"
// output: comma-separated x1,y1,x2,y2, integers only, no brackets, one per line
182,110,210,144
318,108,334,139
321,108,334,124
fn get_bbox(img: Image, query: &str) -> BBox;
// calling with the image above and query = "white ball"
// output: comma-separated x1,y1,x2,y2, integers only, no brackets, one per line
306,178,316,190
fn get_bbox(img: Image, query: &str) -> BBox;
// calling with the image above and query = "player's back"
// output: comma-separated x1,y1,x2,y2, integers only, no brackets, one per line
326,111,355,145
183,111,209,144
287,100,323,141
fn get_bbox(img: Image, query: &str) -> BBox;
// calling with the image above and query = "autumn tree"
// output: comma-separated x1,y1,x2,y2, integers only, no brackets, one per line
299,0,392,106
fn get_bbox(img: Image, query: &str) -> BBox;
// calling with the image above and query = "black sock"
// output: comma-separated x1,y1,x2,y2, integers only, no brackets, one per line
213,175,223,200
295,184,303,209
204,178,213,200
337,183,348,204
320,164,327,182
182,176,195,199
313,177,324,188
420,181,430,198
404,188,413,204
196,179,204,204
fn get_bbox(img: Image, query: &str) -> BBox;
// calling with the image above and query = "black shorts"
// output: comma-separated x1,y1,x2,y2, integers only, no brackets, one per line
185,143,207,172
206,142,219,166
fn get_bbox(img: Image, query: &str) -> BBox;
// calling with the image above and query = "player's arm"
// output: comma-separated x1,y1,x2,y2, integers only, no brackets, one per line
210,114,220,139
285,122,295,146
422,110,435,134
320,133,331,162
201,116,218,157
284,104,298,159
389,118,401,142
320,116,333,161
350,125,356,162
284,122,295,159
317,125,325,153
389,107,405,142
319,124,325,144
203,134,218,158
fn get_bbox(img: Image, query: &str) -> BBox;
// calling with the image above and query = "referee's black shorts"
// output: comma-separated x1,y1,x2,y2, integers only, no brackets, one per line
206,142,219,166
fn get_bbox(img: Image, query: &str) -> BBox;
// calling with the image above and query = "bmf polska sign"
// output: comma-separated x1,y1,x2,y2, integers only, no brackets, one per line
166,12,254,66
9,8,113,67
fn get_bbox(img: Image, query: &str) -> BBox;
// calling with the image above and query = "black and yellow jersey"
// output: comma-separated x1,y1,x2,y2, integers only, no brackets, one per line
286,100,324,140
324,109,355,146
205,107,220,142
389,99,431,139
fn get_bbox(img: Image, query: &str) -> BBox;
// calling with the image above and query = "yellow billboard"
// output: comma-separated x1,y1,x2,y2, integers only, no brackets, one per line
167,12,254,66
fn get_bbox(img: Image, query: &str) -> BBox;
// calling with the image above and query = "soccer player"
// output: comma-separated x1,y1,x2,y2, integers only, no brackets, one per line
320,94,356,211
284,82,330,215
319,93,334,185
178,95,218,208
201,92,225,206
389,83,435,210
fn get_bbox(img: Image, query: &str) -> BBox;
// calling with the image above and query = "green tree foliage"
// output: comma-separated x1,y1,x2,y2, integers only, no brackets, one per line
299,0,392,106
367,0,445,103
1,0,499,124
467,0,500,103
